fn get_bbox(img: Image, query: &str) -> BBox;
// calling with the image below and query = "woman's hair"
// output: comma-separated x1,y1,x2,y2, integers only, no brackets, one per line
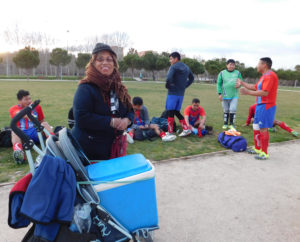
85,51,119,71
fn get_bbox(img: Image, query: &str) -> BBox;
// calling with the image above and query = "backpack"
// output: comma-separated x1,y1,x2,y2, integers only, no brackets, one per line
134,128,157,141
218,132,247,152
0,127,12,147
150,117,168,132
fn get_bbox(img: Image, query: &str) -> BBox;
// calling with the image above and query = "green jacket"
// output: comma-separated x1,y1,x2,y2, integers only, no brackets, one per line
217,69,242,99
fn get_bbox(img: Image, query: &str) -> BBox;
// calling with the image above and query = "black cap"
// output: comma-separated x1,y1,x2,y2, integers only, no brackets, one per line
92,43,117,57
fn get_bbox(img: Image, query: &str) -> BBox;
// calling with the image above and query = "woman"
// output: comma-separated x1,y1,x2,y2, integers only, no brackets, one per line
72,43,133,160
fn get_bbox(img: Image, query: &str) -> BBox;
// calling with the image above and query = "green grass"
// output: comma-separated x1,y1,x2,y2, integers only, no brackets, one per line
0,81,299,182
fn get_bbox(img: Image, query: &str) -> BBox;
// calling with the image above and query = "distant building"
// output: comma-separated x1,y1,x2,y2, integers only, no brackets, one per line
138,50,158,57
111,46,124,60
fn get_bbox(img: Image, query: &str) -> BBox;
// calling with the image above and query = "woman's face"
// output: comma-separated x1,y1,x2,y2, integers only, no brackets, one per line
94,51,115,76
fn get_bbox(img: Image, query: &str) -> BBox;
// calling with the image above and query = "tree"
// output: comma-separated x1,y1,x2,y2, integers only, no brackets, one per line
155,55,170,80
204,59,226,77
141,52,169,81
276,69,297,81
118,60,128,78
123,51,140,78
142,51,158,80
76,53,91,75
240,67,259,79
49,48,72,79
13,46,40,79
182,58,205,80
295,65,300,72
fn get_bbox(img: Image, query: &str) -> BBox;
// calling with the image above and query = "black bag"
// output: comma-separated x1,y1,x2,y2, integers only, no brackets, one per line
0,127,12,147
134,129,157,141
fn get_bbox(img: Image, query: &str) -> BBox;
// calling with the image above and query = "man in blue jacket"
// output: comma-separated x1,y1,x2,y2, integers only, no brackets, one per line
165,52,194,141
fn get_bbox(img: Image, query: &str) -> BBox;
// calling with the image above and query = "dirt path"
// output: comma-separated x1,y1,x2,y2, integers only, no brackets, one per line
1,140,300,242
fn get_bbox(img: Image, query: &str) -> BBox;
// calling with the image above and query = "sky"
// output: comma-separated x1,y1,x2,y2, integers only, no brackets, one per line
1,0,300,69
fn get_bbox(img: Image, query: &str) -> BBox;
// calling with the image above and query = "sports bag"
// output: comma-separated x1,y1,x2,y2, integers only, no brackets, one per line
0,127,12,147
218,132,247,152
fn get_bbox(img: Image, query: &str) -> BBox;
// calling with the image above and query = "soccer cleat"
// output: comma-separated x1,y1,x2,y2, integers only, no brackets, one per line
222,125,228,130
13,150,25,164
269,127,277,132
178,129,192,137
291,130,299,137
162,133,176,142
228,125,236,131
255,152,269,160
247,147,261,155
126,132,134,144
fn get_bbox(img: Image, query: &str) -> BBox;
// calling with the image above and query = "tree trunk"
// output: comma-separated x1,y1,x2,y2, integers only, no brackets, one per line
44,52,48,76
131,67,134,79
56,66,59,79
152,71,155,81
5,56,9,76
60,65,63,80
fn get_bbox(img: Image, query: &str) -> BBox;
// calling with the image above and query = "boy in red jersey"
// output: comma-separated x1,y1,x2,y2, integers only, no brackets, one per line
184,98,206,137
245,103,298,137
236,57,278,160
9,90,54,164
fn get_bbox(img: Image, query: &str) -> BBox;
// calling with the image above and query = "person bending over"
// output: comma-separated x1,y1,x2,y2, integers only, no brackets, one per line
9,89,54,164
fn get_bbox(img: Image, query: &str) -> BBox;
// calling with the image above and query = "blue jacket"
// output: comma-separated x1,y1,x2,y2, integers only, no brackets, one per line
166,62,194,96
72,83,134,160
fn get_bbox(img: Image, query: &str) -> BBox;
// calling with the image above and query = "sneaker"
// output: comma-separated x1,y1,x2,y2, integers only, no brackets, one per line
255,152,269,160
228,125,236,131
126,132,134,144
178,129,192,137
247,147,261,155
222,125,228,130
13,150,25,164
291,130,299,137
269,127,277,132
162,133,176,142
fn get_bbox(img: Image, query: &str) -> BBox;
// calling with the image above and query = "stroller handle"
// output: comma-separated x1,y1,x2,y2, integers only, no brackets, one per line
10,100,40,148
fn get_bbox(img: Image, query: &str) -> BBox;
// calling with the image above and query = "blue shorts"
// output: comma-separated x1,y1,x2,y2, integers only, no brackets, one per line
165,95,184,111
254,104,276,129
24,127,39,144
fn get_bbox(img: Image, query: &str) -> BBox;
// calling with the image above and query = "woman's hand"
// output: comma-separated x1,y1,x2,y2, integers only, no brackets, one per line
110,118,122,128
115,118,131,131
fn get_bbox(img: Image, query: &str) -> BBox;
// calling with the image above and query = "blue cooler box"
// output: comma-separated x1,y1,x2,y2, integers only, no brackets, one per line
87,154,159,232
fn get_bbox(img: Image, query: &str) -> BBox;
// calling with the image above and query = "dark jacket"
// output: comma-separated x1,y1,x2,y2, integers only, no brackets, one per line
71,83,134,160
166,62,194,96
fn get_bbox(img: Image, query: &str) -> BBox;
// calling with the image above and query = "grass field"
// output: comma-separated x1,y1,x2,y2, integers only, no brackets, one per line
0,81,299,182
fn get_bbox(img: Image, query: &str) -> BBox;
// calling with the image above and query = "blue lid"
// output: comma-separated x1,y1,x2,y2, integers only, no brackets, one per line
87,154,152,181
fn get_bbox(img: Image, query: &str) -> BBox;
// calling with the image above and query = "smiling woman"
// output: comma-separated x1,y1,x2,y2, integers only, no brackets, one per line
71,43,134,161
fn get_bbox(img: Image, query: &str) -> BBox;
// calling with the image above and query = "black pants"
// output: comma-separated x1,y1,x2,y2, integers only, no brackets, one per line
168,110,184,120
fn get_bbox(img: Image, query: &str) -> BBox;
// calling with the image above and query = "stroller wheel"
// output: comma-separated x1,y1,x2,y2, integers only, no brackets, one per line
133,230,154,242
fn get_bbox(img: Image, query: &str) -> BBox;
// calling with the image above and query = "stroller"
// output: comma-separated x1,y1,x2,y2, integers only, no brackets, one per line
8,100,158,242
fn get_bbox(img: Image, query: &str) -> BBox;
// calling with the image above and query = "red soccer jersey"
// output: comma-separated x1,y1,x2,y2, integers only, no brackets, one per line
184,105,206,124
255,71,278,109
9,104,45,130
